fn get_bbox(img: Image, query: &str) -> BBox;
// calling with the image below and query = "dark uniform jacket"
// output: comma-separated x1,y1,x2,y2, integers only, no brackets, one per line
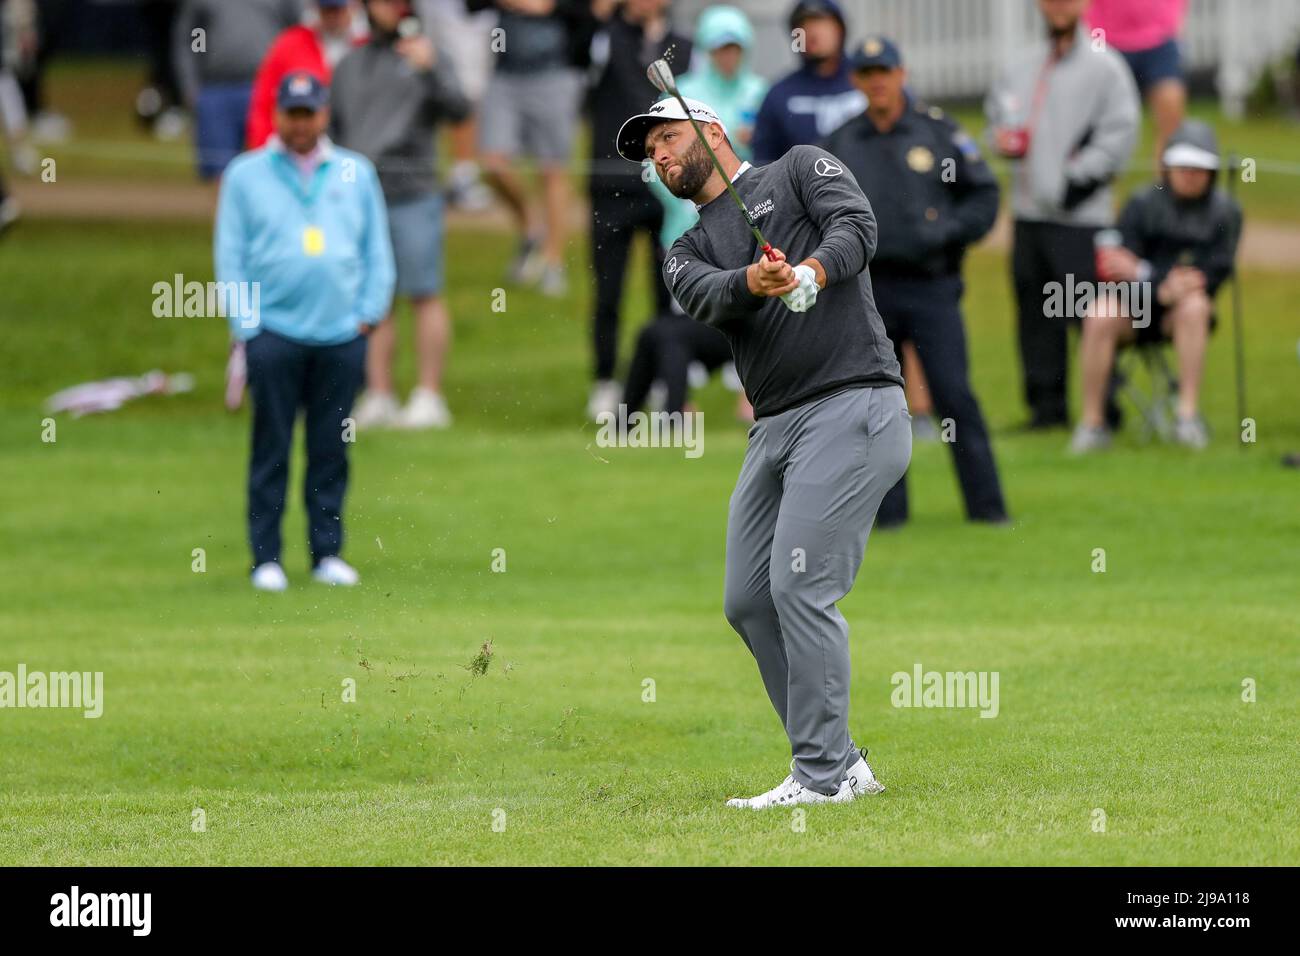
1118,183,1242,297
821,100,999,278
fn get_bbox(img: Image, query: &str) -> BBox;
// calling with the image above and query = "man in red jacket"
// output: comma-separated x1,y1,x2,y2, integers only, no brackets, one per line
245,0,367,149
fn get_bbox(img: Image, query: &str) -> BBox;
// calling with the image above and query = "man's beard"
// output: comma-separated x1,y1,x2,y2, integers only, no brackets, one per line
1047,17,1078,40
662,140,715,200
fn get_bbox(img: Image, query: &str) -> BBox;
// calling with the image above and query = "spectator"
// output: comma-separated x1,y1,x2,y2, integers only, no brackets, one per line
986,0,1140,429
174,0,303,180
471,0,592,296
1086,0,1188,170
134,1,188,140
246,0,367,149
11,0,70,143
1071,120,1242,453
584,0,692,420
824,36,1008,528
215,72,395,590
418,0,497,211
333,0,471,429
0,0,28,231
750,0,864,165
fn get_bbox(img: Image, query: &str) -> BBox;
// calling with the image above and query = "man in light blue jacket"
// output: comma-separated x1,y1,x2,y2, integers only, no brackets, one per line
216,71,395,592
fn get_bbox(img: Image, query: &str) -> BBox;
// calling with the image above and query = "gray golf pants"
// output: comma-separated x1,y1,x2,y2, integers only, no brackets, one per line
724,384,912,794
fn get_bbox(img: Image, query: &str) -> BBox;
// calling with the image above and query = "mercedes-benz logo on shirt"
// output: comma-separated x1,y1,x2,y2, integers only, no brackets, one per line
813,157,843,177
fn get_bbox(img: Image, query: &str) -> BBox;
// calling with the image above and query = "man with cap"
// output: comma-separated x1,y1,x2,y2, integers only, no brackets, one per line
1071,119,1241,452
617,96,910,808
823,36,1008,529
751,0,865,165
216,71,396,591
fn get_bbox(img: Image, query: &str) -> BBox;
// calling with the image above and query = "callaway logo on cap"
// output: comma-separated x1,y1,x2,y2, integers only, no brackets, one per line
617,97,729,163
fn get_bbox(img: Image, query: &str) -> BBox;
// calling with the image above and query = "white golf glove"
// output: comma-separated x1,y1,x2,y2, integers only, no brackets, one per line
780,264,819,313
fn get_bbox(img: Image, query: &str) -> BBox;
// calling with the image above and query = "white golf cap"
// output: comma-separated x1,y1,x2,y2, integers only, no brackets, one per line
1162,142,1219,171
616,97,728,163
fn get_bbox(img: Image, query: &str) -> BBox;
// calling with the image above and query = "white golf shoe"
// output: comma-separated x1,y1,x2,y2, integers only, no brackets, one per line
843,749,886,796
251,562,289,592
312,556,359,587
726,768,855,810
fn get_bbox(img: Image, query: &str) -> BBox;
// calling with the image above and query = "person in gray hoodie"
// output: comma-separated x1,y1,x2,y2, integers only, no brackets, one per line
986,0,1139,429
331,0,470,429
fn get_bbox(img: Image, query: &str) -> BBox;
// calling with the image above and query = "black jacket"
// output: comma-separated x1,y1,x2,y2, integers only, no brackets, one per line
587,11,692,196
820,101,999,278
1118,183,1242,296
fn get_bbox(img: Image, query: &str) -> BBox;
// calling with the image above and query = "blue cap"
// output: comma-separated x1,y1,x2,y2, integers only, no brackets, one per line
848,35,902,71
316,0,349,7
277,72,329,112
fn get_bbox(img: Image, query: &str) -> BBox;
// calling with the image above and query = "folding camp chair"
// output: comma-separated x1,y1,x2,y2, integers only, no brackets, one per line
1113,342,1180,443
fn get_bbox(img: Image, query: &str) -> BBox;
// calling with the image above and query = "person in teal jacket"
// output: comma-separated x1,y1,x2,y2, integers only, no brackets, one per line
645,5,768,249
215,71,395,593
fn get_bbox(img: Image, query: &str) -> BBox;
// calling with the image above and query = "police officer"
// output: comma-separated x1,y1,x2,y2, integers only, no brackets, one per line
822,36,1008,528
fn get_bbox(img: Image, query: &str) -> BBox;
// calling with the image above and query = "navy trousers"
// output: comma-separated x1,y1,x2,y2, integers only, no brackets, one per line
873,274,1008,526
245,329,367,570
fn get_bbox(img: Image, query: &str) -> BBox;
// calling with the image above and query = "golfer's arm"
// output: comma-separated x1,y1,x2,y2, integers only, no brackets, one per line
665,243,766,328
791,147,876,286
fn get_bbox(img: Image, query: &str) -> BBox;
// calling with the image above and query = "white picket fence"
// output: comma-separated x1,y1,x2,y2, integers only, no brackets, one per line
674,0,1300,116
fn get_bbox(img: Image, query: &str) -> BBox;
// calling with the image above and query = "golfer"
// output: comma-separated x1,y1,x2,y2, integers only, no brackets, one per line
617,97,911,808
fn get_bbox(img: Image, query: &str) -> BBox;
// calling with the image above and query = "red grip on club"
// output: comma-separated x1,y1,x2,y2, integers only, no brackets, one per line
762,244,779,262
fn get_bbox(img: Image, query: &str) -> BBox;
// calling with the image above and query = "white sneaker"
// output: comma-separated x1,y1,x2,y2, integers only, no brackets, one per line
587,379,622,421
726,769,855,810
312,556,359,587
398,388,452,429
538,264,568,298
251,562,288,592
843,749,886,796
1174,414,1210,450
352,391,401,429
0,198,21,235
1068,423,1111,455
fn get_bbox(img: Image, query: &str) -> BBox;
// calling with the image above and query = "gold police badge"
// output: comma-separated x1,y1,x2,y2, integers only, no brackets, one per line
906,145,935,173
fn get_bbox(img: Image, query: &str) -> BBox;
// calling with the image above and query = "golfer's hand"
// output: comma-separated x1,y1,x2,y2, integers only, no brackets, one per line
780,264,820,313
746,249,797,297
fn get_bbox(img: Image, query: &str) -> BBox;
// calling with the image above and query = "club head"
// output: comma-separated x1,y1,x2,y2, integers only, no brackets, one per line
646,59,676,95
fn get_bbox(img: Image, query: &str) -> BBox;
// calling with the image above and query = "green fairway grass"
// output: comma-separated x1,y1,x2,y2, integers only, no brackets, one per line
0,219,1297,865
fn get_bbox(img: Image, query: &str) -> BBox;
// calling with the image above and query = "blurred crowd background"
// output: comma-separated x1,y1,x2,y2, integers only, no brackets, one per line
2,0,1298,447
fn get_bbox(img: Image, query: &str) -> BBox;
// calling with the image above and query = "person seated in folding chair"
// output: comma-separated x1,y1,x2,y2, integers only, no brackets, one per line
1070,120,1242,453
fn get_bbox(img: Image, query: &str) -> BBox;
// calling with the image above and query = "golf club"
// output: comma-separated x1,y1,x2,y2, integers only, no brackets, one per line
646,57,779,262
